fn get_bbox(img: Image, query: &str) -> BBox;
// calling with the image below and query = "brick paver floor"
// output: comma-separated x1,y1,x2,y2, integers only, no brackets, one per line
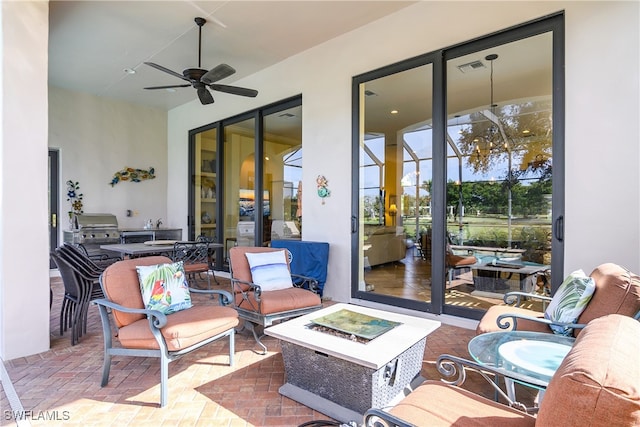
0,277,535,426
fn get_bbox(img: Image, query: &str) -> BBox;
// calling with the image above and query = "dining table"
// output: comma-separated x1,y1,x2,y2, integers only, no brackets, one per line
100,241,224,259
100,242,177,258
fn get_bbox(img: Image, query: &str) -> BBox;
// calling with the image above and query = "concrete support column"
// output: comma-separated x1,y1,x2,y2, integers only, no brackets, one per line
0,1,50,360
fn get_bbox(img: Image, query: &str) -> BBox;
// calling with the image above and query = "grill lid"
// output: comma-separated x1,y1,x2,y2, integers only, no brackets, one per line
74,213,118,229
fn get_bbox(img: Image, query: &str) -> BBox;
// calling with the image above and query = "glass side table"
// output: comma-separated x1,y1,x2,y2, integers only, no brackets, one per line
468,331,575,402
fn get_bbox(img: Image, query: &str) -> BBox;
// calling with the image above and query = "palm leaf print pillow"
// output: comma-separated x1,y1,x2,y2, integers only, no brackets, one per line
544,269,596,335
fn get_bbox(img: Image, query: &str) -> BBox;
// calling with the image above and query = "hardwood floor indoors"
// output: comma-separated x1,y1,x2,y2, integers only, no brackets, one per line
364,248,546,312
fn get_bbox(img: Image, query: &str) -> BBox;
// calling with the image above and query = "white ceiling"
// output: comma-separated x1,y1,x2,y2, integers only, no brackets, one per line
49,1,415,110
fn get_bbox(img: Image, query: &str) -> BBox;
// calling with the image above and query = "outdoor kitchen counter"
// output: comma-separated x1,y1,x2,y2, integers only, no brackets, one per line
118,228,182,243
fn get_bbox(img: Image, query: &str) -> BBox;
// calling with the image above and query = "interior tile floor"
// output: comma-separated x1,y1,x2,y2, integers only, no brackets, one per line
0,277,535,427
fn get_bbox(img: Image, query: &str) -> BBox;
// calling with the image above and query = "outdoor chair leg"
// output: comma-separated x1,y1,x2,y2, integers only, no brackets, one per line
244,321,267,355
100,353,112,387
160,356,169,408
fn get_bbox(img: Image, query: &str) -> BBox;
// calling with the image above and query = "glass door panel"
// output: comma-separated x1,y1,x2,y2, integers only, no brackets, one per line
358,63,434,306
223,118,256,254
445,32,553,311
263,105,303,243
193,128,218,240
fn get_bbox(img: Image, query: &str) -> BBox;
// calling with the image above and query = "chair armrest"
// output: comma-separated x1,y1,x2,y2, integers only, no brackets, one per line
290,273,320,294
496,312,585,332
92,298,168,328
436,354,545,413
363,408,414,427
189,288,234,305
363,354,543,425
503,291,552,306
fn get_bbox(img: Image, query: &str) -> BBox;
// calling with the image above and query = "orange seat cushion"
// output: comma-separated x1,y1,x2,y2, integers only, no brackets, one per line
117,305,239,351
476,305,551,335
388,381,535,427
236,286,321,315
183,262,209,274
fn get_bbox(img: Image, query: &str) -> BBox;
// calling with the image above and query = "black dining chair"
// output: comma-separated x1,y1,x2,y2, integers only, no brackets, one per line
58,244,105,301
51,250,98,345
172,240,219,289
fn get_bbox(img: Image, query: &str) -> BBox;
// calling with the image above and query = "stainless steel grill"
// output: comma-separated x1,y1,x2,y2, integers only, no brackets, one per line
63,213,121,246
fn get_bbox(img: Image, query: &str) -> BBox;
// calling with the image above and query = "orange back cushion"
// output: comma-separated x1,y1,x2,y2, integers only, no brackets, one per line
577,263,640,330
100,256,172,328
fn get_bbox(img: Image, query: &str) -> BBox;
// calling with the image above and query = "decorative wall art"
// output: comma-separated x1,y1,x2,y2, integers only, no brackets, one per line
66,180,84,226
316,175,331,204
110,167,156,187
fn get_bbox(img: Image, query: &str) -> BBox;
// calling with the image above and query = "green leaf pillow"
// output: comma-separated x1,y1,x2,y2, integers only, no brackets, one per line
544,269,596,335
137,261,192,315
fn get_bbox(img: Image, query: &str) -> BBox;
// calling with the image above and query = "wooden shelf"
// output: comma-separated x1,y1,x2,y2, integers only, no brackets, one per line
201,224,216,229
201,198,216,203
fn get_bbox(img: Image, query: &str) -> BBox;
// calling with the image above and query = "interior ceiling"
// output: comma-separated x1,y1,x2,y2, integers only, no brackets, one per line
49,1,415,110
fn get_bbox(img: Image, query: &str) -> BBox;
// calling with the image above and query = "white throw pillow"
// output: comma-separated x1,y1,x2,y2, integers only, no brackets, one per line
544,269,596,335
137,261,192,315
245,250,293,291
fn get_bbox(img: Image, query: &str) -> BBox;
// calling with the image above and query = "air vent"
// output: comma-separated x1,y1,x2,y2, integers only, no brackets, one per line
364,90,377,96
457,60,485,73
278,113,295,118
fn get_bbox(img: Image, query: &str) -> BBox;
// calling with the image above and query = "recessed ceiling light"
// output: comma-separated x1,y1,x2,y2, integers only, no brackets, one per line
390,110,398,114
522,129,531,134
123,68,136,74
165,88,176,93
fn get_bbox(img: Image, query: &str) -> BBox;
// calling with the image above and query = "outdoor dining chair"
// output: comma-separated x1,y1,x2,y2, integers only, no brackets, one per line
51,249,102,345
172,240,219,289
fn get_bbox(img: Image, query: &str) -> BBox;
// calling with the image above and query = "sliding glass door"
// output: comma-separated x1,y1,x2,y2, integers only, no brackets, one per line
188,96,303,270
352,14,564,319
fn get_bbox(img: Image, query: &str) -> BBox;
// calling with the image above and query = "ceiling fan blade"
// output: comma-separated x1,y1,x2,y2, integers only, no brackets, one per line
201,64,236,84
197,87,214,105
144,84,191,90
144,62,190,82
209,84,258,98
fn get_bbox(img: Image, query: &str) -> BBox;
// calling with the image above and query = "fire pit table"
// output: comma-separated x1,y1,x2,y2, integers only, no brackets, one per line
264,303,440,423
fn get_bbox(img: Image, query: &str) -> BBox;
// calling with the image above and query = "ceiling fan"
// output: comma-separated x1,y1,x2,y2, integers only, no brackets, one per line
143,17,258,105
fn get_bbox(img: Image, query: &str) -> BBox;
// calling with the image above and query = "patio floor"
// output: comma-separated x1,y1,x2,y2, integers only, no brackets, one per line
0,277,535,426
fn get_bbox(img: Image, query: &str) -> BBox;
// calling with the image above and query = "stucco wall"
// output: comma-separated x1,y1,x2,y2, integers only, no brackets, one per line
167,1,639,303
2,1,638,360
1,1,51,359
49,87,170,235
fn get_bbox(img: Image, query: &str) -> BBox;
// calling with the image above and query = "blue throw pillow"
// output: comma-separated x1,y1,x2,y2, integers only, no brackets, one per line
245,250,293,291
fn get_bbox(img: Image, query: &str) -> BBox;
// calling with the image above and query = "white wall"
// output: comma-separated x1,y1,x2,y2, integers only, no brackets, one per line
167,1,640,303
0,1,50,360
49,87,170,235
3,0,637,360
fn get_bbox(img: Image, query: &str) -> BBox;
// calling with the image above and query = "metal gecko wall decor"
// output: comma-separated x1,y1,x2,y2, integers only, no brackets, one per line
316,175,331,204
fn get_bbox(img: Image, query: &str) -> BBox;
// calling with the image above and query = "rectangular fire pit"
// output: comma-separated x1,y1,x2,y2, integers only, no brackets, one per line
265,303,440,423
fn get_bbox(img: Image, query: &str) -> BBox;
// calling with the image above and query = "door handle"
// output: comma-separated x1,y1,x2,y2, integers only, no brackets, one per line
351,216,358,233
554,215,564,242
